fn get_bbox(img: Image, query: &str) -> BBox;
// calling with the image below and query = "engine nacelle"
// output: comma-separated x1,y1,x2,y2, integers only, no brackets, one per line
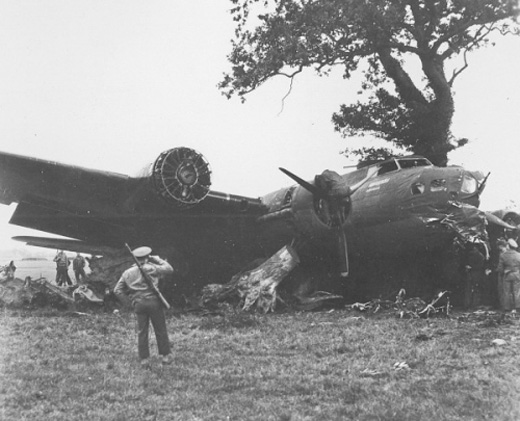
151,147,211,206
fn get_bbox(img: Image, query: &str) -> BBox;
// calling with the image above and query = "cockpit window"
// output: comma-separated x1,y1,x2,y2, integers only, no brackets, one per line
378,161,399,175
431,179,447,192
461,174,478,194
397,158,432,169
377,157,432,176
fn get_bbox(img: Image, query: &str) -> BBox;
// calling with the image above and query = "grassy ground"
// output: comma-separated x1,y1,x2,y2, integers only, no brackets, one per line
1,307,520,421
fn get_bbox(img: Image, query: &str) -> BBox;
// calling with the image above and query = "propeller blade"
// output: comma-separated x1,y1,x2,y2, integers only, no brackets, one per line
280,167,353,278
279,167,327,199
337,225,349,277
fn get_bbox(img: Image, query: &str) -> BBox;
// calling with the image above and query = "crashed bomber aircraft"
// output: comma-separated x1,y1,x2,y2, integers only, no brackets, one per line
0,147,514,296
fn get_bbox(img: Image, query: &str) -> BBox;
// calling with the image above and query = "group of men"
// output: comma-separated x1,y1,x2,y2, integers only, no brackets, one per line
53,251,87,286
463,237,520,312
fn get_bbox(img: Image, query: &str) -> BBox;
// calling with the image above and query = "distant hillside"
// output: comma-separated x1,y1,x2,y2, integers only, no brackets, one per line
0,246,56,263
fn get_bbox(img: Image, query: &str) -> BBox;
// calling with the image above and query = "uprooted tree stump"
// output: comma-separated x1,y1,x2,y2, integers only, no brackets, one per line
200,245,300,313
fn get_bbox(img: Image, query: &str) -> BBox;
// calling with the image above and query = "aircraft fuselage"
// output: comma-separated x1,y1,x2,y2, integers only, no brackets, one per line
255,157,483,270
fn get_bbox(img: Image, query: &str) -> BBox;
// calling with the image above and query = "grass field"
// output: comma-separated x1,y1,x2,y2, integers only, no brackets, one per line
1,307,520,421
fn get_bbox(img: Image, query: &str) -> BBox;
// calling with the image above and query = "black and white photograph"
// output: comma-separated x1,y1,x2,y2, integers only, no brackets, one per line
1,1,519,420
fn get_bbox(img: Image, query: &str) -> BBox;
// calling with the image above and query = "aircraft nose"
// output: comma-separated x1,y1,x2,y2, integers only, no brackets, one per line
422,167,480,207
457,170,481,207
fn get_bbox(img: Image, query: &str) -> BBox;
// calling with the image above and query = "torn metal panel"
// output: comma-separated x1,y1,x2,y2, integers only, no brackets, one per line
440,202,489,246
292,291,343,311
348,290,450,318
38,280,75,303
0,277,75,307
72,285,103,304
0,277,33,306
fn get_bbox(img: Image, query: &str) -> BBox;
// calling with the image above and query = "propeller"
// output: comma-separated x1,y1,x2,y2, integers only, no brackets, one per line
336,212,350,277
279,166,377,277
279,168,327,199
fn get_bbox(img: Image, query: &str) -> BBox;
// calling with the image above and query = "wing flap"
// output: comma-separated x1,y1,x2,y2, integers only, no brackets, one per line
9,201,129,245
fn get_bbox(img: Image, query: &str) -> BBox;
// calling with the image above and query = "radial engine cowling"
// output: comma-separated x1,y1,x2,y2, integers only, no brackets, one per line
152,147,211,206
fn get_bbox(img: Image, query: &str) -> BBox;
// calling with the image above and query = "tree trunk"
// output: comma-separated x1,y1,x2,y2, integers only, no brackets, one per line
200,245,300,313
416,54,455,166
378,48,455,166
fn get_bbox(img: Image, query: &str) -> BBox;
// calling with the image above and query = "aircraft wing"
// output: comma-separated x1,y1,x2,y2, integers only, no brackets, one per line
11,236,117,256
0,149,267,250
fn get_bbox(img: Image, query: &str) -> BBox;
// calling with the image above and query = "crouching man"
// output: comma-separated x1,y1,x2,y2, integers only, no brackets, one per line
114,246,173,366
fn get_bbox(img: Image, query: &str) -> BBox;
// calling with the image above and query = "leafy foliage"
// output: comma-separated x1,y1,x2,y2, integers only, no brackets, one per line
220,0,519,165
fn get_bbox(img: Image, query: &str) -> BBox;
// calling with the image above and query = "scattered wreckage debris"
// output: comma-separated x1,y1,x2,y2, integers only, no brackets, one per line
360,361,411,378
0,275,106,309
72,285,104,304
348,289,451,318
86,254,131,290
441,202,490,248
36,279,76,304
0,276,74,308
456,309,515,327
291,290,343,311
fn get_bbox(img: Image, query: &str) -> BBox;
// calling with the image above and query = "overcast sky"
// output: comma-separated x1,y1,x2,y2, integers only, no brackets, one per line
0,1,519,255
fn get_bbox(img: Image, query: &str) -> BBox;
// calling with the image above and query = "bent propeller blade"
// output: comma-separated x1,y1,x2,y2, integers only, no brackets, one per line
337,225,349,277
279,167,326,199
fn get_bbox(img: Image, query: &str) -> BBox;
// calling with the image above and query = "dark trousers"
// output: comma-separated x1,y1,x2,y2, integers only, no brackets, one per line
56,267,72,286
134,298,171,359
74,268,86,283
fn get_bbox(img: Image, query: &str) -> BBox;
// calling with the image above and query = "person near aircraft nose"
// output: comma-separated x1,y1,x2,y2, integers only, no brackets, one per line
114,246,174,366
462,242,487,309
497,238,520,311
53,250,72,286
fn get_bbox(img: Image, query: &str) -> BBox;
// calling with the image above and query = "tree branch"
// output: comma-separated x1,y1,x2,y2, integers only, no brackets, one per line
448,49,469,87
393,43,422,55
407,0,427,47
446,24,494,85
377,47,428,106
423,0,443,39
432,10,514,53
278,74,297,116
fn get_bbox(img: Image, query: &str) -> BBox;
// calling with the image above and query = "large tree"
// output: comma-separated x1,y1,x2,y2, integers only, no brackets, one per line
219,0,519,166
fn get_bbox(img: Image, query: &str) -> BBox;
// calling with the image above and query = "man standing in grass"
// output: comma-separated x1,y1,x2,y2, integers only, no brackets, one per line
72,253,87,284
497,239,520,311
114,246,174,366
53,250,72,286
